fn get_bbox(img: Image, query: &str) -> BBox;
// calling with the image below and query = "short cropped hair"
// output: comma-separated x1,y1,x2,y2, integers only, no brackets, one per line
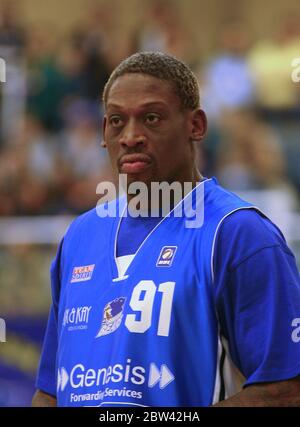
102,52,200,110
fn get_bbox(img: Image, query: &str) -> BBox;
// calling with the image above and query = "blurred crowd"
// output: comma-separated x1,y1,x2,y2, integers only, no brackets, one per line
1,0,300,408
0,0,300,217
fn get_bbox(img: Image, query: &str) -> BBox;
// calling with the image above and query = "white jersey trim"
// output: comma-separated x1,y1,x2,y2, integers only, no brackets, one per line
210,206,260,284
210,206,261,404
115,254,135,278
113,178,213,280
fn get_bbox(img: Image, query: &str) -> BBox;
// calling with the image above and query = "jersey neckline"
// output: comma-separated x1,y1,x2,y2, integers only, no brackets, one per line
109,177,215,282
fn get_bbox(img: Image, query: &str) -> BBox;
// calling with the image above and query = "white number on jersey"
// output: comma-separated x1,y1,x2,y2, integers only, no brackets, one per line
125,280,175,337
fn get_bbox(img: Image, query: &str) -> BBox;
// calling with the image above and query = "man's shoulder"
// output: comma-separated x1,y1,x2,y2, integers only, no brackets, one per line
64,197,124,242
66,207,98,235
214,208,289,271
219,208,284,244
204,180,283,245
204,178,253,217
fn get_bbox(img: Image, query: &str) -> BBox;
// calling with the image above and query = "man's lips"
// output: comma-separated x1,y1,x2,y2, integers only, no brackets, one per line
119,154,152,174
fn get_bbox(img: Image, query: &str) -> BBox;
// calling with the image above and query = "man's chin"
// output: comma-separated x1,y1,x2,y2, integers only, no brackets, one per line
118,170,154,187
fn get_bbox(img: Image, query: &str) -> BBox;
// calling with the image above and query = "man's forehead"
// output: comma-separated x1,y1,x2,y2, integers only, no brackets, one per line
110,73,171,90
106,100,172,112
106,73,179,107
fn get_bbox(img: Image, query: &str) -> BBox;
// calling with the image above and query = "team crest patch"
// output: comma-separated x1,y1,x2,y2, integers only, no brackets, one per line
70,264,95,283
95,297,126,338
156,246,177,267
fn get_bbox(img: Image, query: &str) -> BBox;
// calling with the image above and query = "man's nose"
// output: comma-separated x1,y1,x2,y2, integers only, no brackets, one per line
119,119,146,148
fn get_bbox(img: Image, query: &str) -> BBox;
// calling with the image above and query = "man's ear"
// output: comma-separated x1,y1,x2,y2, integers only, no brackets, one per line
190,109,207,141
101,116,107,147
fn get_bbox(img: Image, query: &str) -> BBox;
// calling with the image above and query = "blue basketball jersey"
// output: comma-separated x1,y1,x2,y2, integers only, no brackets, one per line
36,178,300,406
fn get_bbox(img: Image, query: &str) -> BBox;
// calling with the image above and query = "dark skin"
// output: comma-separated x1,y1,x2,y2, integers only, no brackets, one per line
102,73,207,200
32,390,56,407
32,376,300,407
32,73,300,407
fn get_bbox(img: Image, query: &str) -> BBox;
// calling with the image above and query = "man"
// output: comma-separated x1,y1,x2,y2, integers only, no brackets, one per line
33,52,300,407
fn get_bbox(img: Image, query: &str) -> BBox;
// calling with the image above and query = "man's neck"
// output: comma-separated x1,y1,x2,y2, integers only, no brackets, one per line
125,171,205,217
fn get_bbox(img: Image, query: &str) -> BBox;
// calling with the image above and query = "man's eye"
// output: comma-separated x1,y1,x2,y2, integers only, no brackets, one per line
145,114,160,124
109,116,123,127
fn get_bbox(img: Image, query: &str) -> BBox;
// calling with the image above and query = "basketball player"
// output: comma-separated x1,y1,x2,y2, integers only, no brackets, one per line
33,52,300,407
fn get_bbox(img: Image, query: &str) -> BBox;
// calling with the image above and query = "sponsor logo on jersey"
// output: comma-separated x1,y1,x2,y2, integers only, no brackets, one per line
57,367,69,392
156,246,177,267
70,264,95,283
63,306,92,331
56,360,175,398
96,297,126,338
148,363,175,389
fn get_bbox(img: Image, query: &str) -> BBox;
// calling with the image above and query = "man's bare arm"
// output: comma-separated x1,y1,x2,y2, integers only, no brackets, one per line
214,376,300,407
32,390,57,407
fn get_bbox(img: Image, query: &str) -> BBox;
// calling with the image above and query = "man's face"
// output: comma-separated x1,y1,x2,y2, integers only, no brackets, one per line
103,73,205,187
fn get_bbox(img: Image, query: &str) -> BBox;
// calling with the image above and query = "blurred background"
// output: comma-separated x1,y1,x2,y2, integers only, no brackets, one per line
0,0,299,406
